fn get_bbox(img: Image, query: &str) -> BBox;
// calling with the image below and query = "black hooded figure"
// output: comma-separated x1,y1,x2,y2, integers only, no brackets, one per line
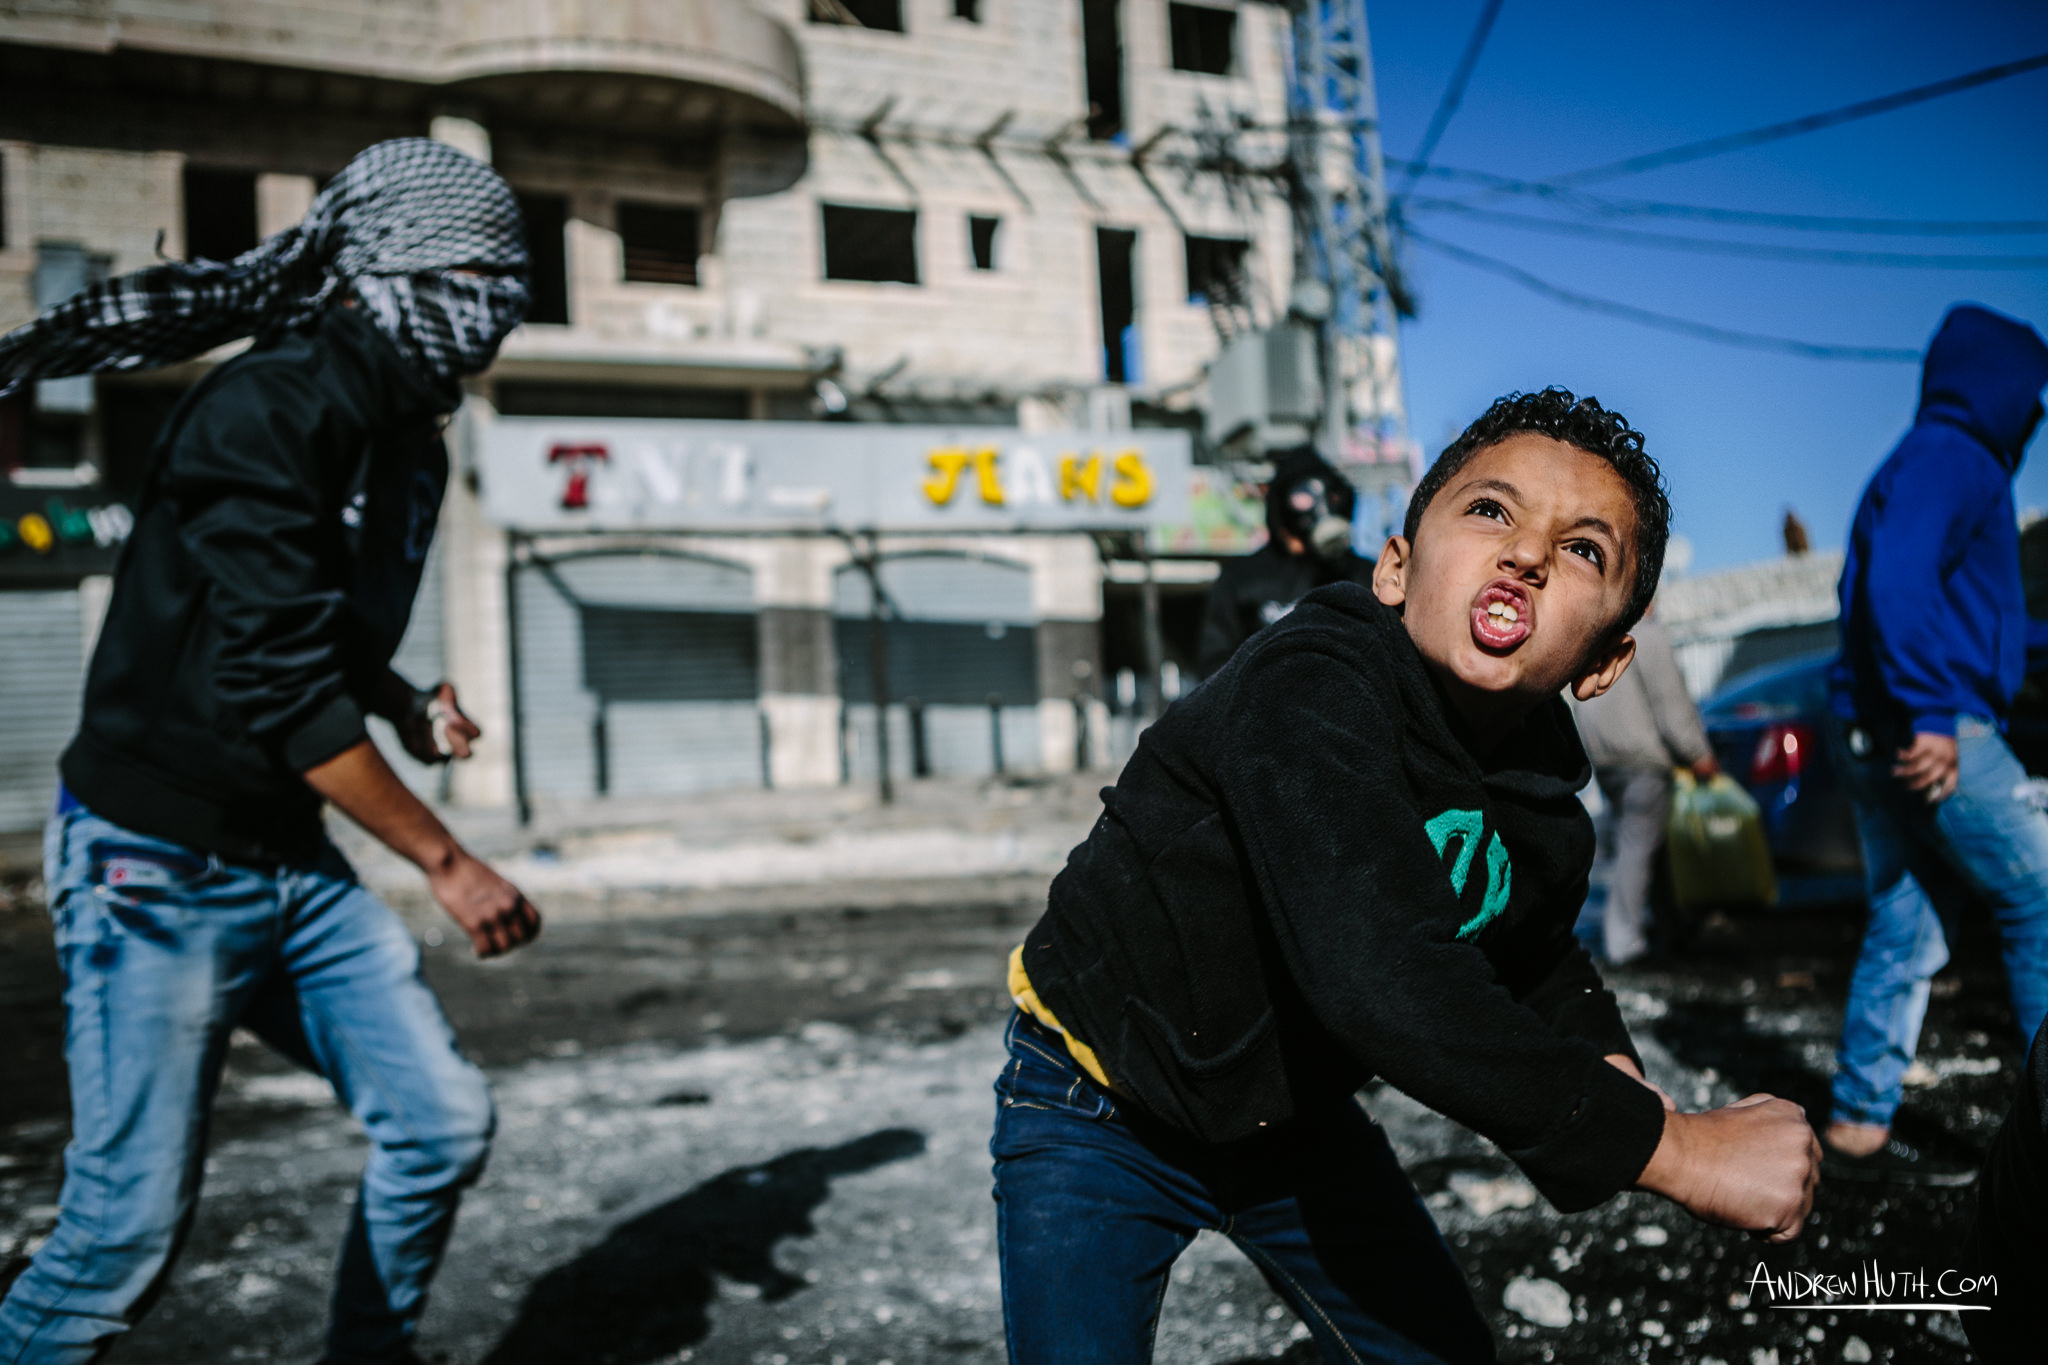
1197,448,1376,675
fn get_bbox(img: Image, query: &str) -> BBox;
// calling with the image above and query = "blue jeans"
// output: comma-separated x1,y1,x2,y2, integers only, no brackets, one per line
0,800,494,1365
990,1012,1494,1364
1832,715,2048,1127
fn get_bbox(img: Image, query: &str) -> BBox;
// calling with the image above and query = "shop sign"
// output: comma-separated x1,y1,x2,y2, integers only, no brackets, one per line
0,487,132,583
481,419,1192,533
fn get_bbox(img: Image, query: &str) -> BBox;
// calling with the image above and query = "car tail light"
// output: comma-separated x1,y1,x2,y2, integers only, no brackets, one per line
1750,722,1815,785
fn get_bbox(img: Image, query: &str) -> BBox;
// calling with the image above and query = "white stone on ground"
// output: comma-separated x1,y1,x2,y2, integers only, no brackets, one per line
1502,1276,1573,1329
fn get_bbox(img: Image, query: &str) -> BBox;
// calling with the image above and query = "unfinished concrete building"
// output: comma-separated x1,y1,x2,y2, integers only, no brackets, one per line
0,0,1302,826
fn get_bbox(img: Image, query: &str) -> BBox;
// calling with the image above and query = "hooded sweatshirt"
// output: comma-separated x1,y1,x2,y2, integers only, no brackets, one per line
1830,305,2048,735
1571,616,1710,774
1020,582,1668,1213
1197,449,1377,675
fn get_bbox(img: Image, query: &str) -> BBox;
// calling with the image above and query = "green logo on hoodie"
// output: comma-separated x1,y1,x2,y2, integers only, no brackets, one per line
1424,808,1512,940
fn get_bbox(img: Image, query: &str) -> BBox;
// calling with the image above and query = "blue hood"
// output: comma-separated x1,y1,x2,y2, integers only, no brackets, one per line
1918,304,2048,470
1830,304,2048,734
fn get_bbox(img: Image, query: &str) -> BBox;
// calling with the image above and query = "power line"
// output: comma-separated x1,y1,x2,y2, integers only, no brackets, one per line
1403,226,1923,362
812,112,2048,239
1540,50,2048,188
1386,158,2048,236
1401,197,2048,268
1392,0,1506,206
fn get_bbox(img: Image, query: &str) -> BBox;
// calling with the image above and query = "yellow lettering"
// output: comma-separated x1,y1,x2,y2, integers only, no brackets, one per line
1110,451,1153,508
923,449,971,505
973,448,1005,505
1058,454,1102,503
17,513,54,554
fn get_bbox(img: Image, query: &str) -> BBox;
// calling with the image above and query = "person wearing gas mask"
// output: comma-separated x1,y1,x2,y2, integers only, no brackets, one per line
1198,449,1376,676
0,138,539,1365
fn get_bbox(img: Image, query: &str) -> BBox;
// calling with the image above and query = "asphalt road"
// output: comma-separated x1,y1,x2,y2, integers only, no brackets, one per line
0,874,2025,1364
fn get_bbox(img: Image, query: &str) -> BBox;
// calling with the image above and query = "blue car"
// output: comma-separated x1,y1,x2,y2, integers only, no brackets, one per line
1698,653,1865,908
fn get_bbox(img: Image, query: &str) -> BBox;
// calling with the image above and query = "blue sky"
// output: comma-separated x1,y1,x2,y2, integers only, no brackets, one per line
1368,0,2048,573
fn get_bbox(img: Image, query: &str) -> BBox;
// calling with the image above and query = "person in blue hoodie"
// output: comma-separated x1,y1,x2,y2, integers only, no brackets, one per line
1824,303,2048,1185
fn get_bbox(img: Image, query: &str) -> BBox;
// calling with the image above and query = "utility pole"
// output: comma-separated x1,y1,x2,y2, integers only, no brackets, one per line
1286,0,1410,526
847,531,895,804
1136,533,1166,723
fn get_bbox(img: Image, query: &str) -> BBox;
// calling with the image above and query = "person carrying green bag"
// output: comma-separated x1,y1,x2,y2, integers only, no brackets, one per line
1665,768,1778,917
1573,608,1720,964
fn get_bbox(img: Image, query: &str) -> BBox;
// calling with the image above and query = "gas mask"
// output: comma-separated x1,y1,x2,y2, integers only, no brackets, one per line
1281,476,1354,563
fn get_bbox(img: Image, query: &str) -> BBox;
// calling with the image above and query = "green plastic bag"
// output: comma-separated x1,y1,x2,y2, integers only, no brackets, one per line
1666,772,1778,912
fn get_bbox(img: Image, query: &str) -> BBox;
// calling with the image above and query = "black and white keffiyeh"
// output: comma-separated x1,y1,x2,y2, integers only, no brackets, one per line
0,137,531,407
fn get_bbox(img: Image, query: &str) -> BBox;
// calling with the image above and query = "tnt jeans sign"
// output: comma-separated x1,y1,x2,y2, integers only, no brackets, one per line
479,419,1193,533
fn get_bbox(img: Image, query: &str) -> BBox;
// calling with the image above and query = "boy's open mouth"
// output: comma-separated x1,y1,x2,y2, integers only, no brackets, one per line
1470,579,1533,652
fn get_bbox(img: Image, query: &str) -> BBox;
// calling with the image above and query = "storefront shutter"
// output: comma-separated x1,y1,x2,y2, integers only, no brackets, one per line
513,551,762,803
0,589,85,832
833,552,1040,781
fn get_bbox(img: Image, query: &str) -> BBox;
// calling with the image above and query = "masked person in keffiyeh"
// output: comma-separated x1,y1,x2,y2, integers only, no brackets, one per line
0,136,530,404
0,139,542,1365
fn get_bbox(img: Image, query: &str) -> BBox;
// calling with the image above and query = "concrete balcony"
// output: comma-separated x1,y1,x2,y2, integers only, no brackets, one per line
0,0,804,134
438,0,805,132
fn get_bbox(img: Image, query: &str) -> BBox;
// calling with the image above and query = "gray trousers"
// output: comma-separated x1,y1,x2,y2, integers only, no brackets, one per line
1597,767,1675,963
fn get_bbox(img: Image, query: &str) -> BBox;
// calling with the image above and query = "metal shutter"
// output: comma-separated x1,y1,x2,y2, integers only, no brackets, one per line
0,589,84,833
513,551,763,803
833,552,1041,781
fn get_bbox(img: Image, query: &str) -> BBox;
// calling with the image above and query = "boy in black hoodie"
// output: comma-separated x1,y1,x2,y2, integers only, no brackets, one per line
995,389,1820,1364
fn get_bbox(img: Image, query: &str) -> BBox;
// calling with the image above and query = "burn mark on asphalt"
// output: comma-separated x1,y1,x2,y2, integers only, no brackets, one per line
655,1089,711,1107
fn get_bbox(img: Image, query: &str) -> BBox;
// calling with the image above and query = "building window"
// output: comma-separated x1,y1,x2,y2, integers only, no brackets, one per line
1168,2,1235,75
1096,227,1138,384
954,0,981,19
182,166,259,263
618,202,701,286
516,192,571,324
822,205,919,284
1082,0,1125,141
809,0,905,30
26,243,110,441
1184,234,1247,304
969,215,1001,271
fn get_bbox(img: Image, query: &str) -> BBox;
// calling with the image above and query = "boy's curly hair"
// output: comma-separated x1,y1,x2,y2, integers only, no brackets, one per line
1402,387,1670,637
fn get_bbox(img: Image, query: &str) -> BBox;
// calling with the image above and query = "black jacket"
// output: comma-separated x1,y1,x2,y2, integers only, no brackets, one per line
61,306,449,863
1021,583,1667,1212
1198,543,1377,676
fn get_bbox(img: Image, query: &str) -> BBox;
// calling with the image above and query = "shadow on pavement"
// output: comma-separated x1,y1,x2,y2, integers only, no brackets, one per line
483,1127,927,1365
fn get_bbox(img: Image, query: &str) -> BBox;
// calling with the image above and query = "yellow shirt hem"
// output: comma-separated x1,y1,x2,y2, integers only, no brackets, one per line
1007,944,1115,1092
